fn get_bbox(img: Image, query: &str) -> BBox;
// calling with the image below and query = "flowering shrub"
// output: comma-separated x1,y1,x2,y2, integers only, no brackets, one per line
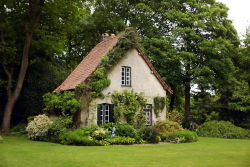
92,128,107,140
26,114,52,140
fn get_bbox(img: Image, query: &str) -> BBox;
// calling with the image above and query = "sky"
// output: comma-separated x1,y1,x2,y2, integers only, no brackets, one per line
216,0,250,37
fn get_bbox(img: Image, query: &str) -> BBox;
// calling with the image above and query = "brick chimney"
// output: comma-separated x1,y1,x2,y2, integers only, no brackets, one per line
101,33,116,41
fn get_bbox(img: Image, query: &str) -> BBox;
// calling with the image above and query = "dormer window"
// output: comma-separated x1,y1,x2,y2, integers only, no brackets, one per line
121,66,131,86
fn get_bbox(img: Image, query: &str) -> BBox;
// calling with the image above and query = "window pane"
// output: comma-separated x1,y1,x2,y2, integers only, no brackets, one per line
121,66,131,86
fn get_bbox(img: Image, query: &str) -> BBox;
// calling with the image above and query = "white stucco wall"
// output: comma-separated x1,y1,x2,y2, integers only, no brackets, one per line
83,49,167,125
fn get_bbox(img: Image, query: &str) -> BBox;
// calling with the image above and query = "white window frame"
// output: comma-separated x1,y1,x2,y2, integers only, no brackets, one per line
100,104,110,124
121,66,131,86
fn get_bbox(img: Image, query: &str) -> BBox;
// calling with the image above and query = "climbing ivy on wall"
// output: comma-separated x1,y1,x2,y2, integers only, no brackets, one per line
153,96,166,117
111,90,147,127
77,28,139,100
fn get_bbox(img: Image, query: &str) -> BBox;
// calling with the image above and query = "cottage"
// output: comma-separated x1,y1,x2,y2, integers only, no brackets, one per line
54,29,173,126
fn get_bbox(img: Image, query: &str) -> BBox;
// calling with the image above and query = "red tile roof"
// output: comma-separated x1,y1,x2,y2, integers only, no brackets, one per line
54,36,173,94
53,37,119,92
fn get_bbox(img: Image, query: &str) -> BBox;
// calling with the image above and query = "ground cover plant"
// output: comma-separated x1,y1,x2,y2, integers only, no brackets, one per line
0,136,250,167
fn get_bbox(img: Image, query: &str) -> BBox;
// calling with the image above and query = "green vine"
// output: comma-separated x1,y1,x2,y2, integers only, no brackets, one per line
77,28,139,100
153,96,166,117
111,90,147,127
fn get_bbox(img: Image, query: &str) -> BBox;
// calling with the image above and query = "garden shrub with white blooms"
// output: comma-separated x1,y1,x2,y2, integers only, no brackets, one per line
26,114,52,140
92,128,107,140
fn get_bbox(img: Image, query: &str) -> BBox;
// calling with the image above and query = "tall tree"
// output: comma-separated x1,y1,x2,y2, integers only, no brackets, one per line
153,0,239,125
0,0,45,130
0,0,89,129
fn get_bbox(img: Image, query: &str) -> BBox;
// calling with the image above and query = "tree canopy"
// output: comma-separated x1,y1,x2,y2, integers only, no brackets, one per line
0,0,249,129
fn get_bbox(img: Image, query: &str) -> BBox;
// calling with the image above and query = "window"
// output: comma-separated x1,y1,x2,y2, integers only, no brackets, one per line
144,104,152,125
97,104,114,125
121,66,131,86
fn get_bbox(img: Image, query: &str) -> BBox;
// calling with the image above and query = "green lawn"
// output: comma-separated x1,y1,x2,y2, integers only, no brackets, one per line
0,136,250,167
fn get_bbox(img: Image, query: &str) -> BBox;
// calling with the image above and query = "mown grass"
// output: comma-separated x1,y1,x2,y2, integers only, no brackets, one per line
0,136,250,167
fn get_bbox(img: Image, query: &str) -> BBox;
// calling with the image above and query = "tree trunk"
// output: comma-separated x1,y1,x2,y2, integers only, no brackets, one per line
1,32,33,130
183,82,191,127
1,96,15,130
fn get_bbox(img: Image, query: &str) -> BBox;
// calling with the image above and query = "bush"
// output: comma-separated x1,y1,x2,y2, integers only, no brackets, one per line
59,130,108,146
81,125,99,136
105,136,135,145
47,116,72,142
100,123,115,131
138,126,161,143
198,121,250,139
167,110,184,124
43,91,81,115
115,124,138,138
26,114,52,140
9,123,26,135
168,130,198,143
0,136,3,143
154,120,183,140
92,128,107,140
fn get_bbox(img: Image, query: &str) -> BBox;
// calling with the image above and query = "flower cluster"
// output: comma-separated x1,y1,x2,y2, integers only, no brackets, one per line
92,128,106,140
26,114,52,140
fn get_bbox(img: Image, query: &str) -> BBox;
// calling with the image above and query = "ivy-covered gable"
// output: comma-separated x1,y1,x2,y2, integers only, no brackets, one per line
54,28,173,97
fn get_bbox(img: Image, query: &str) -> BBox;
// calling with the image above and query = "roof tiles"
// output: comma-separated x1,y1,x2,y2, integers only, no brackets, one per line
54,35,173,94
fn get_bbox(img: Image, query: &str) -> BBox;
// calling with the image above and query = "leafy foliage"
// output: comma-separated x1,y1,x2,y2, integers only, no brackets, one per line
9,123,27,135
0,136,3,143
168,130,198,143
115,124,138,138
26,114,52,140
112,90,147,125
59,130,109,146
92,128,107,140
153,97,166,117
43,91,81,115
138,126,161,143
105,136,136,145
167,110,184,124
47,116,72,142
198,121,250,139
154,120,183,141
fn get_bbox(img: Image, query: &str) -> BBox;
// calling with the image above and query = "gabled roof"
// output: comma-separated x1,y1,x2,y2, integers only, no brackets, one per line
54,36,119,92
54,35,173,94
